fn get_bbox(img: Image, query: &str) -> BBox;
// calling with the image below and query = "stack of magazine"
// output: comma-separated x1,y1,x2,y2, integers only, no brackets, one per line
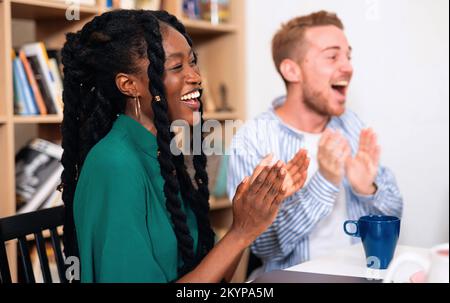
16,138,63,214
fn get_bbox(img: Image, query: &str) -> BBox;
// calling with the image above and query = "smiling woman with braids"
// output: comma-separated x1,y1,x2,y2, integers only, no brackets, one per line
59,9,309,282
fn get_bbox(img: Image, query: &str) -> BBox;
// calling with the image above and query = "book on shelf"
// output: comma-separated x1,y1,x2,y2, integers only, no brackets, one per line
12,55,39,115
12,43,64,116
200,0,230,24
182,0,231,23
48,58,64,112
18,50,48,115
182,0,201,20
20,42,63,115
104,0,163,9
104,0,130,8
47,49,63,70
16,139,64,215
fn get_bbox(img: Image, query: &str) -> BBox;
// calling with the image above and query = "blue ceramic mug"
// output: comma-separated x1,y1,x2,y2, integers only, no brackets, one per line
344,215,401,269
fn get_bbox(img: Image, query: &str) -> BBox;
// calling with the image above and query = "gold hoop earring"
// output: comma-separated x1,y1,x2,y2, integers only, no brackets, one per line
134,96,141,121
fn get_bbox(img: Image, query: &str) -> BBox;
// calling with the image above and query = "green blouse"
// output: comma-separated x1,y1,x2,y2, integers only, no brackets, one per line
73,114,199,282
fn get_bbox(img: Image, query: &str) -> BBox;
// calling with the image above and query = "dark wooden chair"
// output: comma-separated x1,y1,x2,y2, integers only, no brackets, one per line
0,206,67,283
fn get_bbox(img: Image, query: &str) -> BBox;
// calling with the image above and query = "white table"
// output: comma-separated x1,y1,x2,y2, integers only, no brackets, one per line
285,244,430,282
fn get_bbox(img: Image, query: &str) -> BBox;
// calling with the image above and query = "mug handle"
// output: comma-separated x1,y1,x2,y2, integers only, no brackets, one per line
383,253,429,283
343,220,359,237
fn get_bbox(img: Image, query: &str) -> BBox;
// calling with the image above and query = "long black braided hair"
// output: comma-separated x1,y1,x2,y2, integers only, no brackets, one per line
59,9,215,278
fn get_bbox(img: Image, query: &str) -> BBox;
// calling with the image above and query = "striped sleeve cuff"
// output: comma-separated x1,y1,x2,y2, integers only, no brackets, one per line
351,179,380,203
307,171,340,206
352,188,378,204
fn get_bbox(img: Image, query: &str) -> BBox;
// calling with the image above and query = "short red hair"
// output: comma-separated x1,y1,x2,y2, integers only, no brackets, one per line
272,11,344,74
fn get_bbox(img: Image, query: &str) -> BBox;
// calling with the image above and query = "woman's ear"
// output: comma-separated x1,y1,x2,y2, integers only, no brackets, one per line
115,73,137,97
279,59,302,83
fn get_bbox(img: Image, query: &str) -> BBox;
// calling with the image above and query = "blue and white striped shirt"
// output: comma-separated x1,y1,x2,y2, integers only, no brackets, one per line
227,97,403,272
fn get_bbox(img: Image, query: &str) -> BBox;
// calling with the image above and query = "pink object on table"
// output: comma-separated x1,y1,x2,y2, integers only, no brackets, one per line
410,271,427,283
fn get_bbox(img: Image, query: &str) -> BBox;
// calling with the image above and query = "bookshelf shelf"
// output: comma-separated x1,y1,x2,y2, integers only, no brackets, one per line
11,0,99,19
203,111,240,121
182,19,237,35
0,116,7,124
13,115,62,124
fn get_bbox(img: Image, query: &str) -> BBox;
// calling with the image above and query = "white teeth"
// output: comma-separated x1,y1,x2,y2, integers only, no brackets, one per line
181,90,200,101
332,80,349,87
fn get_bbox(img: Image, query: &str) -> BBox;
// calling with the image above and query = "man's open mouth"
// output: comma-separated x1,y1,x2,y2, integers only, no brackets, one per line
331,80,349,97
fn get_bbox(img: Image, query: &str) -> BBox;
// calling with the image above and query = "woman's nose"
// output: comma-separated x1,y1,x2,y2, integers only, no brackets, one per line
186,67,202,85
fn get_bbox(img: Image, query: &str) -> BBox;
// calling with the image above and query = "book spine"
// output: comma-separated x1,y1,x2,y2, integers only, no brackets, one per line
48,59,64,113
25,55,57,114
39,42,62,115
12,59,29,115
14,58,39,115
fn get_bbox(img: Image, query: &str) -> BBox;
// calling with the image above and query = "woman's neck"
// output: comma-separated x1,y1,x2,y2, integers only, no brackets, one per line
124,110,157,136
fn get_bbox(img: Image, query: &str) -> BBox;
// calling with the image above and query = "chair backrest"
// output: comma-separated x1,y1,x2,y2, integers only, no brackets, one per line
0,206,67,283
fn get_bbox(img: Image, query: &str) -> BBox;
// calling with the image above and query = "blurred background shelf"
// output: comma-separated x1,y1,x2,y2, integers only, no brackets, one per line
210,196,231,211
182,18,237,35
203,111,240,121
11,0,99,19
0,116,7,124
13,115,62,124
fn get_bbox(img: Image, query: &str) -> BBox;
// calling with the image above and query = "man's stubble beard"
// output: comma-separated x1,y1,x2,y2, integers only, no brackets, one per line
302,83,333,117
302,81,346,117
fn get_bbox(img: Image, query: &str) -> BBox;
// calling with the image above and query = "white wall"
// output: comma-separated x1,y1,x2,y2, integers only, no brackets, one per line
245,0,449,247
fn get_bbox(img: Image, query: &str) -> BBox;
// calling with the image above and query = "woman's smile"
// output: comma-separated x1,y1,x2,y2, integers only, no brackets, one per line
180,89,202,111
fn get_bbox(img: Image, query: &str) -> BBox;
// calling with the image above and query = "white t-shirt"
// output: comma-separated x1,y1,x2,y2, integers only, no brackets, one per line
300,131,352,260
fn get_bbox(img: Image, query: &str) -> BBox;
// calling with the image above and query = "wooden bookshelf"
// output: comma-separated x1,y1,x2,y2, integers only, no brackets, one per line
0,0,247,282
13,115,62,124
11,0,99,19
182,18,237,35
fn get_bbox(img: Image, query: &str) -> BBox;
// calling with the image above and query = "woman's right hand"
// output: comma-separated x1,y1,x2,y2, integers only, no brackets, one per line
178,154,288,283
230,154,287,245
